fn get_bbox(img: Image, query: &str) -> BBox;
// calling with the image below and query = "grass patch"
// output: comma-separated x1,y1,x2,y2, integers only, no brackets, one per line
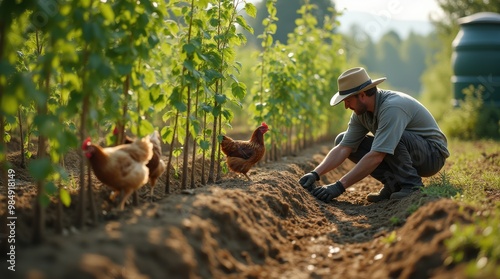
421,172,461,199
445,210,500,278
438,140,500,277
389,216,403,226
401,172,461,218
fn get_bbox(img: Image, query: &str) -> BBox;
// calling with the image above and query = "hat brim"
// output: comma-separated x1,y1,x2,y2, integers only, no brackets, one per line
330,77,386,106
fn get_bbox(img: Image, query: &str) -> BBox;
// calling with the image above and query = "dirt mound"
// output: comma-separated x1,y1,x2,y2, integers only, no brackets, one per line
0,144,483,279
370,199,476,278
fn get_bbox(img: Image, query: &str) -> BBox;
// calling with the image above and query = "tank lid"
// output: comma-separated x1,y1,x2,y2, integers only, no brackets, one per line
458,12,500,25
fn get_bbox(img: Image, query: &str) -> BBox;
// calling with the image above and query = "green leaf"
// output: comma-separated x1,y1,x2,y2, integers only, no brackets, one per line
161,126,175,144
199,139,210,150
183,43,196,55
221,109,233,122
229,74,239,83
148,34,159,48
201,103,213,113
100,3,115,22
183,60,196,73
245,3,257,18
266,1,276,15
60,188,72,207
138,120,154,137
1,95,18,115
190,116,201,135
4,133,11,142
116,64,132,75
39,194,51,208
197,0,210,8
45,181,58,196
231,81,246,100
164,20,179,35
213,106,221,117
215,94,227,104
204,69,223,83
34,115,62,137
172,100,187,112
236,15,253,34
173,147,182,157
28,158,53,181
256,102,267,111
209,18,219,27
169,88,187,112
89,53,102,70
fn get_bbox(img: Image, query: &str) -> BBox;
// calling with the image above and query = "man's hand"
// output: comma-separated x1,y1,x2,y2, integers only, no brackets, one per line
299,171,320,191
311,181,345,202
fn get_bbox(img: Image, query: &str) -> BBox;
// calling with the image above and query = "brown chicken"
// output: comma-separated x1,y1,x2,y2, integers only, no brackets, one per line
220,122,269,180
82,136,153,210
123,131,166,200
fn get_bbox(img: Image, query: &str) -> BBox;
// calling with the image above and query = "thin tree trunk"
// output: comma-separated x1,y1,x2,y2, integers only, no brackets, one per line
190,83,200,189
33,55,50,244
207,95,218,184
131,74,141,206
182,86,191,190
302,122,306,150
55,74,67,235
56,183,64,234
115,74,130,146
76,47,90,228
87,162,97,225
181,0,195,189
17,108,26,168
201,112,207,185
33,28,48,244
55,155,66,234
215,110,222,182
165,112,179,194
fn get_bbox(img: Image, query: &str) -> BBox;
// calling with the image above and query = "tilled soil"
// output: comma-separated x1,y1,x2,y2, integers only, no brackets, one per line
0,143,487,279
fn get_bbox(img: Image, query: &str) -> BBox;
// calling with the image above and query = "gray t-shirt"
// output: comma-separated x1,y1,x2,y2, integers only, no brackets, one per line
340,89,450,157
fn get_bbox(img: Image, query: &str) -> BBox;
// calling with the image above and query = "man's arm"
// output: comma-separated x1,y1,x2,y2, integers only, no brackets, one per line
339,151,386,188
313,144,352,177
306,146,386,202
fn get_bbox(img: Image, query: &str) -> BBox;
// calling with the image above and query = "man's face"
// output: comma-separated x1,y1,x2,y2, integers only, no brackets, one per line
343,93,367,115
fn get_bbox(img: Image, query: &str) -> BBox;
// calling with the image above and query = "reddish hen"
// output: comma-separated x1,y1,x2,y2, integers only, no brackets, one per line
220,122,269,181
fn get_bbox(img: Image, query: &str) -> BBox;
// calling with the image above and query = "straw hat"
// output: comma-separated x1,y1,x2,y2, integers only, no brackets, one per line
330,67,386,106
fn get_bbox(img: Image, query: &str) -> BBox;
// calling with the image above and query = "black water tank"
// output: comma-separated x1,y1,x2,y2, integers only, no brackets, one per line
452,12,500,107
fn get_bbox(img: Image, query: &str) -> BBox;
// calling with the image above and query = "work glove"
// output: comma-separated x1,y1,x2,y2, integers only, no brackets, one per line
299,171,320,191
311,181,345,202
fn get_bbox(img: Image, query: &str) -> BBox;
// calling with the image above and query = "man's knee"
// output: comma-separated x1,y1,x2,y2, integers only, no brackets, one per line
335,132,346,146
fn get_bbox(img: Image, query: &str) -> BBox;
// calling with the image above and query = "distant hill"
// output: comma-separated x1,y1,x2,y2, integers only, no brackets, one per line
336,11,435,40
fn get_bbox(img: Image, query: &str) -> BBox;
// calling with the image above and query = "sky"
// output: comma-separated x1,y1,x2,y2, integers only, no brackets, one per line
247,0,442,39
334,0,442,22
247,0,443,22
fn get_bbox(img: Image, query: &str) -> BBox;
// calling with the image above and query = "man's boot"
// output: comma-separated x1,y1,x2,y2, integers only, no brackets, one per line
366,186,392,203
390,186,421,200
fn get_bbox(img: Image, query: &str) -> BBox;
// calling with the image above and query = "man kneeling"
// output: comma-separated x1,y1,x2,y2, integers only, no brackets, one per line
299,67,449,202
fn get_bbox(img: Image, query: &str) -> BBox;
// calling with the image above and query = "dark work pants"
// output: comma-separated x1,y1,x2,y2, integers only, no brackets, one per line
335,131,446,192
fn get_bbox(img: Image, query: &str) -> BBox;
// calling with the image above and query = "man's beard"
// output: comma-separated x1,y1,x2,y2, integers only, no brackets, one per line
354,102,368,115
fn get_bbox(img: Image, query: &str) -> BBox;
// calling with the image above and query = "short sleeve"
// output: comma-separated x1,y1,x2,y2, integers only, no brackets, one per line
339,114,369,152
371,107,411,154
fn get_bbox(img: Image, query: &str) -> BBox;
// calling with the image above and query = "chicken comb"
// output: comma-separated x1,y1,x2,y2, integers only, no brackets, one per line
82,137,92,150
261,122,268,128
